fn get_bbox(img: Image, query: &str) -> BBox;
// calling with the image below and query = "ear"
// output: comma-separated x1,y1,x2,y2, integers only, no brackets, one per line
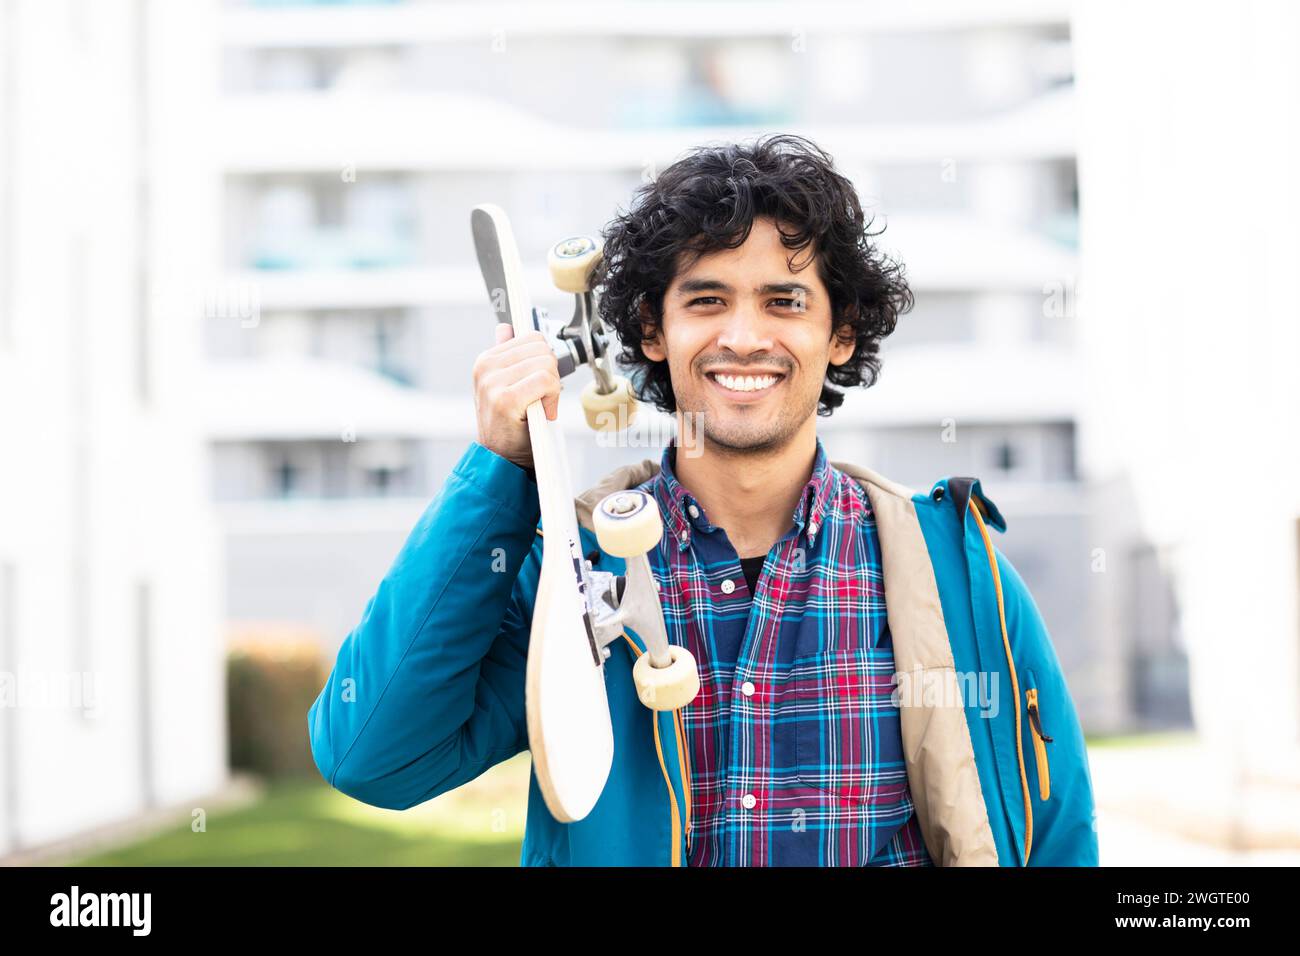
638,300,667,362
828,307,857,367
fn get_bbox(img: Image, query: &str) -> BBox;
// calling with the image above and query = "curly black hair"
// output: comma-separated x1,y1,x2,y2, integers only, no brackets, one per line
595,133,912,417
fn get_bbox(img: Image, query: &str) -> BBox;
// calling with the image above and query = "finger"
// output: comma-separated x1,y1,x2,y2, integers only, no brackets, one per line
494,322,513,345
480,328,549,360
481,352,560,387
506,369,562,420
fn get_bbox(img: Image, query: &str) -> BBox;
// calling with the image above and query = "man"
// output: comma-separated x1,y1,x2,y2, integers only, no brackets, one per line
308,134,1099,866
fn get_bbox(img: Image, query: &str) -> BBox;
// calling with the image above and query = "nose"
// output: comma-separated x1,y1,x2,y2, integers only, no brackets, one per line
716,299,774,357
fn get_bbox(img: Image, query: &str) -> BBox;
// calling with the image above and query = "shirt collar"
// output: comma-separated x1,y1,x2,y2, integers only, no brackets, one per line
654,436,835,552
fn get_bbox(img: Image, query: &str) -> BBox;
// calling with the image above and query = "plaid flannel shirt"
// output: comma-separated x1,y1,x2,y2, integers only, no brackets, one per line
634,437,934,866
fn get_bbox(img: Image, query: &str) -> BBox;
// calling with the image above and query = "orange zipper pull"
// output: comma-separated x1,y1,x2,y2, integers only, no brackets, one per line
1025,687,1052,802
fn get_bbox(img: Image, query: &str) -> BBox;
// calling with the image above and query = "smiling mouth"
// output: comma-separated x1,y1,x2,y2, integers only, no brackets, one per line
705,370,786,396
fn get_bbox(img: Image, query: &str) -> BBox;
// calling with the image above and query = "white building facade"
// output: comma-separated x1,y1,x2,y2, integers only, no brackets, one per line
0,0,226,854
1073,0,1300,768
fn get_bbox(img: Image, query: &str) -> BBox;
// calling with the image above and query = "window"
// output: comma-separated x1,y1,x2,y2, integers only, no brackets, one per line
275,459,299,498
993,440,1018,472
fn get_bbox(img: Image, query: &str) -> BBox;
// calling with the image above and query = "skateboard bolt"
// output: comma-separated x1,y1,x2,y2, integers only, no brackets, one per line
605,493,641,516
555,236,596,258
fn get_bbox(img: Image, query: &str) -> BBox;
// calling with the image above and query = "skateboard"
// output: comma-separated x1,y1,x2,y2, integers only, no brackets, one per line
470,204,700,823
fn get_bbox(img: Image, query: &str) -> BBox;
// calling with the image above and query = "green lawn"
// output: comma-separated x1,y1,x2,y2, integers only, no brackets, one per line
72,753,532,867
1084,729,1198,749
67,733,1191,865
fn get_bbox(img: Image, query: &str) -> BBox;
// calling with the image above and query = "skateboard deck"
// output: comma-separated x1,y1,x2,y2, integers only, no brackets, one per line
470,204,614,822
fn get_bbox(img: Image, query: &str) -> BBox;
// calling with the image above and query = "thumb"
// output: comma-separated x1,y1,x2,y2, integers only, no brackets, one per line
494,322,514,344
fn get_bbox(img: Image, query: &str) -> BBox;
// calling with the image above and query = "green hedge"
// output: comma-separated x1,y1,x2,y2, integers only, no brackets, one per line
228,636,328,779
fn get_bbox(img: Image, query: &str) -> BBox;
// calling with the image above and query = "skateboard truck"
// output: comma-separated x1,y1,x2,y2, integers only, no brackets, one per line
590,491,700,712
545,236,638,433
471,204,699,822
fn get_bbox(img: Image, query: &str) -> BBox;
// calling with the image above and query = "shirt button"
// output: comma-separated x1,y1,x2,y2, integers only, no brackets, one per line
741,794,757,810
679,530,689,543
687,504,700,519
808,520,818,536
720,579,736,595
741,681,755,697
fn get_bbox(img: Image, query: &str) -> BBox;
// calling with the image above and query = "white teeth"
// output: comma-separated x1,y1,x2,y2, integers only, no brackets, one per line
713,373,779,393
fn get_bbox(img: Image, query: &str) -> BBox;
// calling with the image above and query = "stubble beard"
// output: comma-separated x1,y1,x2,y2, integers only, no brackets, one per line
675,362,819,458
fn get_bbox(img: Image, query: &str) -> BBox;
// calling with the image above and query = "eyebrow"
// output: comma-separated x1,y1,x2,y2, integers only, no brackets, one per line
673,278,817,298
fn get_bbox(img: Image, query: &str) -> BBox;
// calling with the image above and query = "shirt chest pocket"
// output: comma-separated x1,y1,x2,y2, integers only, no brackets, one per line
791,644,912,811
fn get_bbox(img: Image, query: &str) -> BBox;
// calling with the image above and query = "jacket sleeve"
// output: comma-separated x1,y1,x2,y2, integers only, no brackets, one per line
994,549,1100,866
307,442,541,810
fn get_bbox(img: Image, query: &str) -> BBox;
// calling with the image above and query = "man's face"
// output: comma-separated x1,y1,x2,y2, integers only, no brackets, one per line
640,216,855,453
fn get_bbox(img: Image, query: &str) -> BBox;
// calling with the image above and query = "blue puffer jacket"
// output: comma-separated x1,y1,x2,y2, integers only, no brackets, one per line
308,441,1099,866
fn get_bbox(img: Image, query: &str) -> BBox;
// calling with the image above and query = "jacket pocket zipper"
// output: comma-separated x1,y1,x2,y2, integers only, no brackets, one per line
968,499,1033,863
673,708,693,856
623,632,685,866
1025,669,1053,801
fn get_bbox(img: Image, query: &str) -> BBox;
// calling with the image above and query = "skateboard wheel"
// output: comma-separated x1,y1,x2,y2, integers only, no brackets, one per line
633,645,701,712
548,235,603,294
594,491,662,557
581,376,637,432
